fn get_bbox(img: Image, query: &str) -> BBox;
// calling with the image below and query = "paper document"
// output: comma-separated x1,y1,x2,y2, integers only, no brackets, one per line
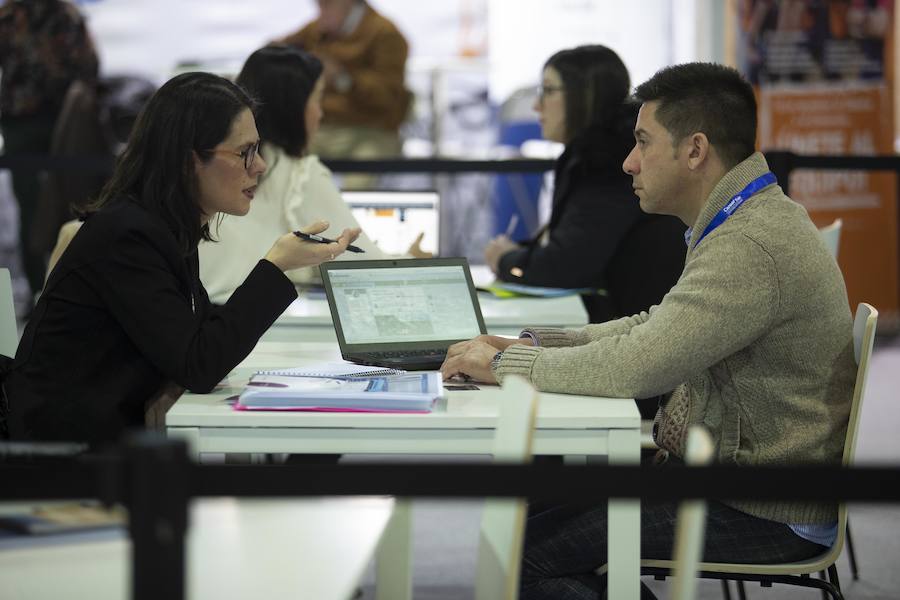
479,281,601,298
235,371,443,413
256,362,405,378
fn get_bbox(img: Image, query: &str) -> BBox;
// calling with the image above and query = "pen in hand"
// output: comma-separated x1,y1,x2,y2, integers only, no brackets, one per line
293,230,365,253
504,214,519,238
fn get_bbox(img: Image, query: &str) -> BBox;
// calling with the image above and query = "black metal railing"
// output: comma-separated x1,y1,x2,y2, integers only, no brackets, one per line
3,434,899,600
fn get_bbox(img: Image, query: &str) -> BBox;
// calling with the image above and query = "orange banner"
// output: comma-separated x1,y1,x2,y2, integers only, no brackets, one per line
736,0,897,325
758,85,898,323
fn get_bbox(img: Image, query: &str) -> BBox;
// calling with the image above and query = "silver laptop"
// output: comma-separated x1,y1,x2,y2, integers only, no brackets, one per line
320,258,487,370
342,190,440,256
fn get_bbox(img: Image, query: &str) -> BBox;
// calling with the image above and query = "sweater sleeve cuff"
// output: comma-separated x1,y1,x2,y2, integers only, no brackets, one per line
493,344,542,384
520,327,578,347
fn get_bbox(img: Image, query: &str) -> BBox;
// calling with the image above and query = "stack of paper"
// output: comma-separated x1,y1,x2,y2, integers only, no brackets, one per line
235,370,443,413
479,281,601,298
256,363,406,378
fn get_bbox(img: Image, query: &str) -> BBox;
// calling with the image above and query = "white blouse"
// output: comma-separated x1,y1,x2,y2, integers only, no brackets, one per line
199,144,391,304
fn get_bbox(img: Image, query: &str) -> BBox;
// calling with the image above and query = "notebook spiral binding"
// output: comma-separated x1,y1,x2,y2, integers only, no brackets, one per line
255,366,406,378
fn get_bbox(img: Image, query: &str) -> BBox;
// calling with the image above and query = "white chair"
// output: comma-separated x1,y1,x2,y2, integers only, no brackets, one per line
819,218,843,259
670,426,715,600
0,268,17,358
641,302,878,600
474,375,540,600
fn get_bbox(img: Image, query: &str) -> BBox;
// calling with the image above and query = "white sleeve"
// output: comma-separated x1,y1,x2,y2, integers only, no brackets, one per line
287,156,391,259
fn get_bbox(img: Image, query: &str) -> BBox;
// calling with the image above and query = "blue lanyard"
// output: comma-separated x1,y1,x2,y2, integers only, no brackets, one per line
694,172,776,248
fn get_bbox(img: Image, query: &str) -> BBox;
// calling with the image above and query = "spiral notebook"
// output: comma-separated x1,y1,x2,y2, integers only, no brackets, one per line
235,371,442,413
255,362,406,378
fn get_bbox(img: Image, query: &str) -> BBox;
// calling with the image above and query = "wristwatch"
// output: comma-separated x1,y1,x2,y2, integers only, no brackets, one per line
490,351,504,372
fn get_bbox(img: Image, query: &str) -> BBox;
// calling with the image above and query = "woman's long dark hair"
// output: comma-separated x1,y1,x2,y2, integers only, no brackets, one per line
545,45,636,170
87,72,255,252
236,45,323,158
544,45,631,142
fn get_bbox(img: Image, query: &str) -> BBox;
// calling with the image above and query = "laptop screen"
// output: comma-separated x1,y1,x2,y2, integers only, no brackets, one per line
321,259,486,348
342,191,439,256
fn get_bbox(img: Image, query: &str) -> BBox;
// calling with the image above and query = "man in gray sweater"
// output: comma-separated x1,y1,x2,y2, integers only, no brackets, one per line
441,63,856,599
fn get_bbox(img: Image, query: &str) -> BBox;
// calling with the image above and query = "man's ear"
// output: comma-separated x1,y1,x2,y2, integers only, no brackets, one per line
686,132,710,171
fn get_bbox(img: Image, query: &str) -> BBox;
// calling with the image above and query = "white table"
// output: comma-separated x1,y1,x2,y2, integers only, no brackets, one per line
0,497,403,600
166,340,642,599
264,265,589,342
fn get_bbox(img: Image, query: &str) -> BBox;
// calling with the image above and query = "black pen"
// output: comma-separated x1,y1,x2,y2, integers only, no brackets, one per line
293,231,365,253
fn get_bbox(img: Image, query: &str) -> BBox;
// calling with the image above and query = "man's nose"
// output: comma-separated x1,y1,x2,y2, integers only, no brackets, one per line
623,145,639,175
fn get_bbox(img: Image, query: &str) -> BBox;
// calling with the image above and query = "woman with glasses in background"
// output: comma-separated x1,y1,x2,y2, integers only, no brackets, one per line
2,72,359,444
200,44,428,305
484,45,686,326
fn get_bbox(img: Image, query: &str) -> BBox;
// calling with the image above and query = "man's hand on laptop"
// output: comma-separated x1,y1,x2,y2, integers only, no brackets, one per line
472,334,527,351
441,338,499,384
441,334,535,382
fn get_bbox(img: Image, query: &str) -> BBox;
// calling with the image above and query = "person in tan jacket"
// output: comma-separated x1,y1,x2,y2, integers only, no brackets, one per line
441,63,856,599
277,0,411,189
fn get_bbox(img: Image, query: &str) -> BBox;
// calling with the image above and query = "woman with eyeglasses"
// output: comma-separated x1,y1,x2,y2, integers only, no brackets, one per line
199,45,428,304
2,72,359,444
484,45,686,325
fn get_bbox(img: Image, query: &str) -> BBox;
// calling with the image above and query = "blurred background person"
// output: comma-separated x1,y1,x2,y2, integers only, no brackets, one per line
0,0,98,301
277,0,412,189
484,45,686,325
35,76,157,280
200,45,427,304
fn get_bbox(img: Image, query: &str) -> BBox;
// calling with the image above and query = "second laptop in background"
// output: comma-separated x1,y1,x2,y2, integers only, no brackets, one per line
320,258,487,370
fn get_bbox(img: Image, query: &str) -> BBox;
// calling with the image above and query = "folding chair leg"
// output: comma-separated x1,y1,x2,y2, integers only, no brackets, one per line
736,580,748,600
820,570,828,600
828,564,843,595
845,519,859,580
720,579,733,600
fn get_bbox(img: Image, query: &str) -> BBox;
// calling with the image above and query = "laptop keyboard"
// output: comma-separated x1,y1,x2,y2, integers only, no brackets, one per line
367,350,445,359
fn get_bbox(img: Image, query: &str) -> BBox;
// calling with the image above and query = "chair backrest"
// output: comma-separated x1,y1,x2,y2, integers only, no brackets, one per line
818,218,843,259
843,302,877,467
828,302,878,561
474,375,540,600
641,303,879,579
671,426,715,600
0,268,17,358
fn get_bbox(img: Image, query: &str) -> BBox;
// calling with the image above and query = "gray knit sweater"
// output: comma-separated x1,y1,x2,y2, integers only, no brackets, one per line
495,152,855,524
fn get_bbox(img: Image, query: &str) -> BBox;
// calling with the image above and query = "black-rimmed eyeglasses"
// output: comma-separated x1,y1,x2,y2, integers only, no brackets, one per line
536,84,565,102
205,140,260,171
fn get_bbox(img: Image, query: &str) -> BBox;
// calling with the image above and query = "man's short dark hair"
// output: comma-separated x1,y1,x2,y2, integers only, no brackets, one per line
634,63,757,169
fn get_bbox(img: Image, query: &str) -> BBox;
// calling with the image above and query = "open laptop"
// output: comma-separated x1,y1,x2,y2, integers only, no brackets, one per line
342,190,440,256
320,258,487,370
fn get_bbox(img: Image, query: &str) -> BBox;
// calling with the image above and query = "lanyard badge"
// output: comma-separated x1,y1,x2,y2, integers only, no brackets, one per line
694,172,776,248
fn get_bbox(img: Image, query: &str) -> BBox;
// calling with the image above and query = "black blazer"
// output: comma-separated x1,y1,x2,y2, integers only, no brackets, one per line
5,200,297,444
496,110,686,322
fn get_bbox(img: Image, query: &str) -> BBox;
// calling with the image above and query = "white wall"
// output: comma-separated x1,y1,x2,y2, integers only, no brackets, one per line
487,0,676,102
76,0,717,91
77,0,476,84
